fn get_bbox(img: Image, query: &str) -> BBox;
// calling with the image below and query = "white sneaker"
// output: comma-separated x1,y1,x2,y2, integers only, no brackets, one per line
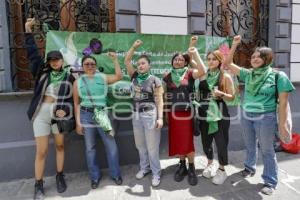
212,169,227,185
202,164,217,178
136,170,151,180
261,184,275,195
151,175,161,187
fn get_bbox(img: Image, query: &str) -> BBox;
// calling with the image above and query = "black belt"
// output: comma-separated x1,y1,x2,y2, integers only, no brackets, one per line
134,106,154,112
81,106,105,113
80,106,94,113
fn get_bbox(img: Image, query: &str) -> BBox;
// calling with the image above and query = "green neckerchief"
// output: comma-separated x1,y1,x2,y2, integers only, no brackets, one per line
192,100,222,134
50,68,67,86
203,69,222,134
207,100,222,134
247,64,272,96
171,67,188,87
136,72,151,84
206,69,220,91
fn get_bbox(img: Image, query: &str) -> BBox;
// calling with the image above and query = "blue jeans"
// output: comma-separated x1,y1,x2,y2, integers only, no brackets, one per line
132,110,161,177
241,110,278,187
80,109,121,181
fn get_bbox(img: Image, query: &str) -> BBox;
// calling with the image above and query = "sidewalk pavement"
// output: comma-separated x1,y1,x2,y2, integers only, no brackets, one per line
1,149,300,200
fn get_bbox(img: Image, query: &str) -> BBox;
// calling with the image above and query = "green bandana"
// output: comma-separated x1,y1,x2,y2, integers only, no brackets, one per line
205,69,222,134
206,69,220,91
136,72,151,84
192,100,222,134
247,64,272,96
50,68,67,86
171,67,188,87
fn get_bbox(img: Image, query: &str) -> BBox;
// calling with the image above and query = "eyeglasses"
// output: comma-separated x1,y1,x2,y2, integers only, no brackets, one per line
83,62,96,67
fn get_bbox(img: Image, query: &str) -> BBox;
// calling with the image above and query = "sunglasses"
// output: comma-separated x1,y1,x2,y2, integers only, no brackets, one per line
83,62,96,67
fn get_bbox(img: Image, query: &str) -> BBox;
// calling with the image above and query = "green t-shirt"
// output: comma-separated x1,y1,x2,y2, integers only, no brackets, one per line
239,68,295,113
78,73,107,108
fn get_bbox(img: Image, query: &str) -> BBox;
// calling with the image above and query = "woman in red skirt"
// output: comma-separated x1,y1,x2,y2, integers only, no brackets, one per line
163,36,205,186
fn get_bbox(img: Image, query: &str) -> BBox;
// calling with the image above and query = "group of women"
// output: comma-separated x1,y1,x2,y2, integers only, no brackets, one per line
25,18,295,199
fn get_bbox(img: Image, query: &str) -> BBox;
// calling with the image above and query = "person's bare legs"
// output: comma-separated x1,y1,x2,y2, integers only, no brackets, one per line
54,134,64,172
53,133,67,193
35,136,49,180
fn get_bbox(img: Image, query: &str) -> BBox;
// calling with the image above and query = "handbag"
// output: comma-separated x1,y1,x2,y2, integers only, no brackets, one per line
280,133,300,154
82,77,115,137
56,118,76,133
55,74,76,134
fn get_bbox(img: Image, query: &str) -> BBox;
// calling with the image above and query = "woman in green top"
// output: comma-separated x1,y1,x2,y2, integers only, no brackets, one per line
73,54,123,189
224,35,295,195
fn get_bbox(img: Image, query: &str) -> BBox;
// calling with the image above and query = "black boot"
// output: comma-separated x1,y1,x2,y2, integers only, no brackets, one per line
34,179,45,200
174,160,188,182
56,172,67,193
187,163,198,186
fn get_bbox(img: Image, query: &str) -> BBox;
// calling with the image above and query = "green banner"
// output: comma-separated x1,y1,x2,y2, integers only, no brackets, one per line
46,31,230,112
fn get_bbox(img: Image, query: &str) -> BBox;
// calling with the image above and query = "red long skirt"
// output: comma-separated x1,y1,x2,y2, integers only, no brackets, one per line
168,110,195,156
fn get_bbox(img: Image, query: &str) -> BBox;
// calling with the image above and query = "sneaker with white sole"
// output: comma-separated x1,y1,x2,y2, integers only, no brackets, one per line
202,164,217,178
151,175,161,187
136,170,151,180
212,169,227,185
261,184,275,195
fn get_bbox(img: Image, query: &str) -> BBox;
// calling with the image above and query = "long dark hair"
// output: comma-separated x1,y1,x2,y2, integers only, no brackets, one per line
171,53,190,67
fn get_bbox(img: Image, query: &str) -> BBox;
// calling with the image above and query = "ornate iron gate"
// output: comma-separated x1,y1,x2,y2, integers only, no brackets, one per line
206,0,269,67
7,0,115,90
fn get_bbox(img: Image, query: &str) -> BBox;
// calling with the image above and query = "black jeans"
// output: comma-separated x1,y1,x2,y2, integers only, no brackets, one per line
198,102,230,166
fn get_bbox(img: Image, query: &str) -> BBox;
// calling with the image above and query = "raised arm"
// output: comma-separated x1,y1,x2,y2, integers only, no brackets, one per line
106,52,123,84
189,47,206,79
25,18,44,77
223,35,242,76
124,40,142,78
187,36,206,79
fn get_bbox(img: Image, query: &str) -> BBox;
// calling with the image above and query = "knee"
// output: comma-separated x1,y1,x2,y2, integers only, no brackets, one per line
36,149,48,160
148,146,159,156
55,144,64,152
260,147,275,157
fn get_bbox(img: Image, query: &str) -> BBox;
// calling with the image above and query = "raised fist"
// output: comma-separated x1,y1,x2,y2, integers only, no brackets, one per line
133,40,143,49
190,36,198,47
108,52,117,60
232,35,242,46
25,18,36,33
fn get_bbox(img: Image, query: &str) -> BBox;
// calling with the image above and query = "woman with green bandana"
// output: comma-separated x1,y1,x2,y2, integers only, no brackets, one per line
225,35,295,195
124,40,164,187
192,48,235,185
163,36,206,186
25,18,75,199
